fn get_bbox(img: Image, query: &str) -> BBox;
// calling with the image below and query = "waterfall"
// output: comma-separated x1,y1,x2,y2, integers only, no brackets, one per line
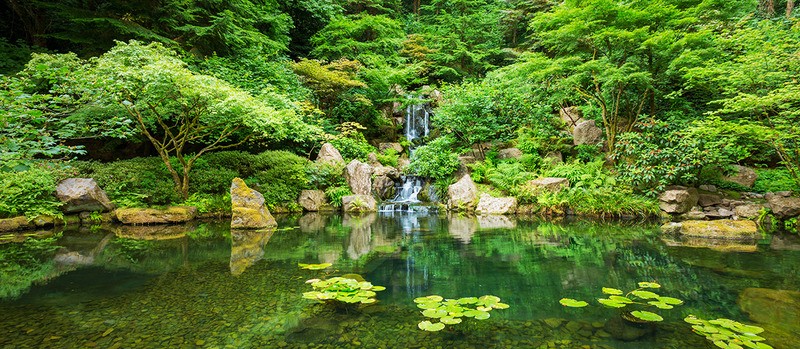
379,98,436,213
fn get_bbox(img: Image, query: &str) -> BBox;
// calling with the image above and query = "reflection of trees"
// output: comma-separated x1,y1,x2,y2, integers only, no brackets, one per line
0,233,62,299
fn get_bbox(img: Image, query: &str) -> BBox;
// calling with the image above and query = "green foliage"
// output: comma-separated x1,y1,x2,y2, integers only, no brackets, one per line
534,187,660,218
544,160,615,190
325,186,353,208
561,281,682,322
302,276,385,304
310,14,405,62
298,263,332,270
487,162,535,193
307,161,347,190
753,168,800,193
247,151,311,207
72,158,181,206
181,193,231,215
0,163,63,218
684,315,773,349
376,148,399,167
414,295,509,332
613,120,711,196
326,122,377,161
408,136,461,181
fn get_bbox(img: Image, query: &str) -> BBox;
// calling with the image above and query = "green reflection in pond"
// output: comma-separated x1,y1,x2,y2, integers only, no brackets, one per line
0,214,797,349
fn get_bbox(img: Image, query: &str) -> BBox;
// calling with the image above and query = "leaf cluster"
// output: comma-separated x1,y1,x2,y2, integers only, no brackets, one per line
414,295,510,332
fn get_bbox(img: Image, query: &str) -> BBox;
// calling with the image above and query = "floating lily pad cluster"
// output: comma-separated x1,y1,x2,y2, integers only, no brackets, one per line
684,315,773,349
560,281,682,322
302,277,385,304
415,295,510,332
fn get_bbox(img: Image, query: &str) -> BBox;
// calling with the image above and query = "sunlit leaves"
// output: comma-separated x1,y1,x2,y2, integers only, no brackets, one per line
685,315,773,349
416,294,509,331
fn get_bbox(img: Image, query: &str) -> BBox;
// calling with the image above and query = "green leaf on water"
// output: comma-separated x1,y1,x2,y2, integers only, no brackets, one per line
422,309,448,318
559,298,588,307
631,290,660,299
602,287,624,295
418,321,445,332
657,296,683,305
440,316,462,325
598,298,626,308
609,295,633,303
630,310,663,322
638,281,661,289
414,295,443,303
298,263,332,270
648,301,674,309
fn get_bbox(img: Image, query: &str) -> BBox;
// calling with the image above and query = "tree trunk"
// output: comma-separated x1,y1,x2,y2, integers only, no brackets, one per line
760,0,776,17
787,0,795,18
5,0,47,47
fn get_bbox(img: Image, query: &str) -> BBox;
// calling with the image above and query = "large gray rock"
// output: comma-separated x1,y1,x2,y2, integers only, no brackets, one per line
447,175,479,211
230,178,276,229
115,206,197,225
767,195,800,219
56,178,115,213
476,194,517,215
573,120,603,145
722,165,758,188
298,190,332,212
697,193,722,207
525,177,570,193
660,220,758,240
342,195,377,212
378,142,403,154
344,159,374,196
372,175,397,200
658,186,699,214
316,143,345,165
734,204,764,219
497,148,523,160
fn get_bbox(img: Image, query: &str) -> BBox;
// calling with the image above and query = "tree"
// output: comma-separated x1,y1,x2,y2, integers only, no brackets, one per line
88,41,315,198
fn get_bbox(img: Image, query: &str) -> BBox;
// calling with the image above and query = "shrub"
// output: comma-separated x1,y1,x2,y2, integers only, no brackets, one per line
408,136,461,181
325,186,353,208
328,134,376,161
0,163,62,218
535,187,660,217
753,168,800,193
72,158,181,206
488,162,534,193
306,161,347,190
248,151,310,206
376,148,399,168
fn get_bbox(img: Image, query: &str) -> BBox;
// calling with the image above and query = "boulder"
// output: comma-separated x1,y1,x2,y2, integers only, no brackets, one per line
367,152,380,166
722,165,758,188
526,177,570,194
0,216,30,232
573,120,603,145
697,193,722,207
497,148,523,160
767,195,800,219
298,190,332,212
738,288,800,349
379,142,403,154
344,159,374,196
315,143,345,165
373,165,401,179
658,186,698,214
230,178,276,229
447,175,479,211
55,178,115,213
543,152,563,166
115,206,197,225
734,204,764,219
660,220,758,240
342,195,377,213
372,176,397,200
559,106,584,129
475,194,517,215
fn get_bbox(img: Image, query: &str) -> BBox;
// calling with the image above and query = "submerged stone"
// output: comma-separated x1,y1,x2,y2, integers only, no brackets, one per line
115,206,197,225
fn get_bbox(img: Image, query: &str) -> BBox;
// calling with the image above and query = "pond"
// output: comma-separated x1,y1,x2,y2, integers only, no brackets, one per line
1,213,798,349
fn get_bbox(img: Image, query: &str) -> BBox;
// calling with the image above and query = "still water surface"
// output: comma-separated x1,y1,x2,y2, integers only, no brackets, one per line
1,213,798,348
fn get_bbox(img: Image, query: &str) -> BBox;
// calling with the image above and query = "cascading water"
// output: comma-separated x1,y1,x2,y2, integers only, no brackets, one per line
379,98,435,213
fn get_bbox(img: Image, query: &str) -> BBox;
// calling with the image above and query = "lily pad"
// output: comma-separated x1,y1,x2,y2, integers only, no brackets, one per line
298,263,332,270
631,290,660,299
658,296,683,305
418,321,445,332
492,302,510,309
440,316,462,325
458,297,479,304
648,301,674,309
422,308,448,318
559,298,588,307
630,310,663,322
602,287,624,295
414,295,443,303
638,281,661,289
609,295,633,303
416,302,441,310
597,298,627,308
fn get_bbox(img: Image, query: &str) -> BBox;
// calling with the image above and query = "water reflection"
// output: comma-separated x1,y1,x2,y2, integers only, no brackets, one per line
229,229,274,276
343,213,375,259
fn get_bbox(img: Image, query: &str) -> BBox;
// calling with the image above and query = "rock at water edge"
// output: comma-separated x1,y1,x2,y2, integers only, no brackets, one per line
344,159,374,196
56,178,115,213
475,194,517,215
230,178,277,229
447,175,478,211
